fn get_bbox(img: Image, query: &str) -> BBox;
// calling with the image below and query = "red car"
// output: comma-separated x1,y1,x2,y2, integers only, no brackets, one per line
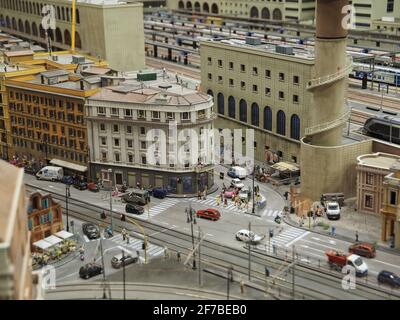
348,242,376,258
87,182,100,192
196,208,221,221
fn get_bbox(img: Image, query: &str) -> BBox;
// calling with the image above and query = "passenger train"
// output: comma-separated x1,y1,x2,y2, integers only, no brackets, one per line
363,116,400,144
351,62,400,86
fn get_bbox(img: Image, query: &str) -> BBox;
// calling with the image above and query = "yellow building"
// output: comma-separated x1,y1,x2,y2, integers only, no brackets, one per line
0,160,32,300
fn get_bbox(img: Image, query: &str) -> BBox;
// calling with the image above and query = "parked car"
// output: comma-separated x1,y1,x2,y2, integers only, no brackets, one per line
238,187,251,201
227,166,247,179
87,182,100,192
348,242,376,258
235,229,264,244
24,166,37,175
377,270,400,288
122,193,146,206
224,187,236,199
79,263,103,279
153,187,168,199
196,208,221,221
111,252,139,269
73,180,88,190
82,223,100,239
230,178,244,189
125,203,145,215
325,202,341,220
61,175,74,185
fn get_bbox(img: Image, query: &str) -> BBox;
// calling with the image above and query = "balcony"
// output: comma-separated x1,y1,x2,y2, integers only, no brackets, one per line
305,109,351,136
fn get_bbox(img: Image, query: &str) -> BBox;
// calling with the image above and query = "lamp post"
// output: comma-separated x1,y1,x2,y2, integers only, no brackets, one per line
108,168,114,234
122,249,126,300
227,265,233,300
65,184,70,232
186,203,197,270
100,228,107,299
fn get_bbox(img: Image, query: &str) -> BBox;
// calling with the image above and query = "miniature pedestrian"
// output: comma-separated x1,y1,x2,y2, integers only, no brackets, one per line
216,195,221,206
224,197,228,207
126,235,130,244
203,186,208,200
272,241,277,255
240,279,245,294
331,226,336,236
355,230,359,242
283,191,289,200
198,190,202,200
177,251,181,262
122,228,127,241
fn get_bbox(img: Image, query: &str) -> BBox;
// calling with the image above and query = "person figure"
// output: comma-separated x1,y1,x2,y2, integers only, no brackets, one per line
198,190,202,200
203,186,208,200
164,246,169,259
331,226,336,236
216,195,221,206
272,241,277,255
122,228,127,241
312,211,317,227
283,191,289,200
240,279,245,294
355,230,359,242
224,197,228,207
126,235,130,244
177,251,181,262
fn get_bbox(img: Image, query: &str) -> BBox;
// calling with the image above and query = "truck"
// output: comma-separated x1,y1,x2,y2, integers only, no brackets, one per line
35,166,64,181
325,250,368,277
227,166,247,179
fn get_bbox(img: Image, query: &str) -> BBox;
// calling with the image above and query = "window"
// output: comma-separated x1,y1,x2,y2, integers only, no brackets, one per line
228,96,236,118
167,112,175,120
240,64,246,72
290,114,300,140
218,76,223,83
229,79,234,86
279,73,285,81
207,57,212,65
127,139,133,148
293,75,299,85
229,62,234,70
128,154,134,163
293,95,299,103
113,124,119,133
100,123,106,131
239,99,247,122
181,112,190,120
142,156,146,164
208,73,212,80
251,103,259,126
115,153,120,162
241,81,246,90
218,59,222,67
101,151,107,161
252,67,258,75
252,85,258,93
138,110,146,119
141,141,146,149
265,69,271,78
140,127,146,135
124,109,132,118
277,110,286,136
265,87,271,96
390,190,397,205
387,0,394,12
97,107,106,116
365,195,373,208
152,111,160,119
114,138,120,147
217,93,224,115
101,137,107,145
126,125,132,134
279,91,285,100
366,173,374,185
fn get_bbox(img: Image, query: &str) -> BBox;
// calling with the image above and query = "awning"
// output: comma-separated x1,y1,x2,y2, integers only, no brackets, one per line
33,239,53,250
271,162,300,172
50,158,87,173
45,235,63,246
54,230,74,240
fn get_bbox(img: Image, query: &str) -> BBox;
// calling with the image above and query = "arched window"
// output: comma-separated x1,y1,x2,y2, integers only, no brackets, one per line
263,106,272,131
251,103,259,126
276,110,286,136
194,1,200,12
0,15,4,27
11,17,17,30
55,27,62,43
57,6,60,19
62,7,65,20
66,7,70,21
207,89,213,97
186,1,192,10
211,3,218,14
39,24,45,38
217,93,224,115
178,0,184,9
64,29,71,45
250,6,259,18
18,18,24,32
261,7,270,19
228,96,235,118
273,8,282,20
29,2,32,14
31,21,37,36
6,16,11,29
76,9,80,24
239,99,247,123
24,20,30,34
203,2,209,12
290,114,300,140
75,31,82,49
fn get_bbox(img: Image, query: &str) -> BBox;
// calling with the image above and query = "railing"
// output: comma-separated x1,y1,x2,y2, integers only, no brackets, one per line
307,57,353,91
305,109,351,136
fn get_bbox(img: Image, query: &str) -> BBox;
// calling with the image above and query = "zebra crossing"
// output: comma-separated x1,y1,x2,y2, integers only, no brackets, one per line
108,234,164,258
256,227,310,251
137,199,180,220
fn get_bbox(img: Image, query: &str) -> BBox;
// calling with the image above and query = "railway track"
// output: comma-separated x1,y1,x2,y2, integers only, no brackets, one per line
26,183,400,300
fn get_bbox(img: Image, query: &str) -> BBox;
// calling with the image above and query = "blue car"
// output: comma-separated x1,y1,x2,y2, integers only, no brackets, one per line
61,176,74,185
377,270,400,289
153,187,168,199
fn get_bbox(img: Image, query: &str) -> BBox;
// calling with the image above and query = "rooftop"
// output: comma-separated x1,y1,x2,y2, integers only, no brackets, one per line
357,152,400,170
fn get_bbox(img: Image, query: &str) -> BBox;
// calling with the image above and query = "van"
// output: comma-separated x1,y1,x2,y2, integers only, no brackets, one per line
227,166,247,179
326,202,341,220
36,166,63,181
321,193,345,207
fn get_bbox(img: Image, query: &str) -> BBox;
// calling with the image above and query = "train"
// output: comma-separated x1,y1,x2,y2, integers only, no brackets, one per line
351,62,400,86
363,116,400,144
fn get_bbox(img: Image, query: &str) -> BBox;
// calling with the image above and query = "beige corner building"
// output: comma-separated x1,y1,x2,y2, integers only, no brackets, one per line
0,160,32,300
0,0,145,71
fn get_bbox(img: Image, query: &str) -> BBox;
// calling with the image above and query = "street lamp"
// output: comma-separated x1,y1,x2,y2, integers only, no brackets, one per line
65,184,70,232
227,265,233,300
186,204,197,270
108,168,114,235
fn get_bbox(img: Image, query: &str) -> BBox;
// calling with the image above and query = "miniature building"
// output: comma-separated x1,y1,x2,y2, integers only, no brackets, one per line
0,160,32,299
380,159,400,248
356,152,400,215
27,192,63,250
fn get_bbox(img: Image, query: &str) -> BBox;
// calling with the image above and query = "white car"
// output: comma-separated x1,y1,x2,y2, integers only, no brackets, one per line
235,229,264,244
238,187,251,201
326,202,341,220
231,178,245,189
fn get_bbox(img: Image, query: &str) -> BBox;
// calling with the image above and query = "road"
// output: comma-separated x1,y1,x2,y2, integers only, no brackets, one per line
25,166,400,299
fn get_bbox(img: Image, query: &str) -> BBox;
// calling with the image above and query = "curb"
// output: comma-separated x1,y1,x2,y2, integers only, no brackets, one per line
166,185,219,199
282,215,400,256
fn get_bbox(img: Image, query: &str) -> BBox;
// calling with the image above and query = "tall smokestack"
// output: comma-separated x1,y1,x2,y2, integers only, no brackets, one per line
305,0,351,146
